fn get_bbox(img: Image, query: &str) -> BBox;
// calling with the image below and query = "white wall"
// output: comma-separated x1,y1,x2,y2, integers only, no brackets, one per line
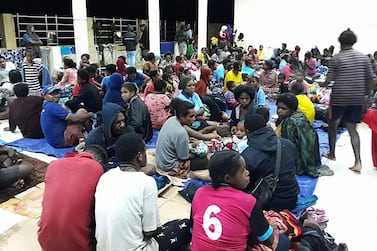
234,0,377,58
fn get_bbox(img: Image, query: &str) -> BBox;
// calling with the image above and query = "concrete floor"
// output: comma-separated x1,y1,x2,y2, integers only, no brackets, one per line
0,120,375,250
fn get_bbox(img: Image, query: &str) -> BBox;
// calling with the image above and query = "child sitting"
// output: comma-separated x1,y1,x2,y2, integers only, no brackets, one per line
291,81,315,124
232,120,248,153
289,70,310,95
247,76,267,107
224,81,238,109
278,73,289,93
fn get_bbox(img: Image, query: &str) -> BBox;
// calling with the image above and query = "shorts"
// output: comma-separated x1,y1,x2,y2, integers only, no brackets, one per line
328,105,362,123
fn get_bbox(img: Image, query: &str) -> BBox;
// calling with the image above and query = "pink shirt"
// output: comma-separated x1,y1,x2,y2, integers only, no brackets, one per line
144,93,171,129
144,80,155,96
58,68,77,87
191,186,256,251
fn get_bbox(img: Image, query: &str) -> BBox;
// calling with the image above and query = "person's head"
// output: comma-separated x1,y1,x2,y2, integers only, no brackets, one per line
276,92,298,119
290,81,306,95
178,76,195,96
207,60,217,70
63,58,76,69
163,65,174,78
294,69,305,82
112,111,126,136
105,64,117,76
244,113,267,134
255,107,270,124
227,81,236,92
77,69,90,85
127,24,134,32
175,55,183,63
149,70,160,81
25,50,33,63
304,51,312,60
86,65,98,78
200,67,212,82
121,82,138,102
323,48,329,57
223,45,229,51
145,52,155,62
183,68,192,77
140,23,146,32
338,28,357,47
278,73,286,83
215,48,222,56
238,33,244,40
329,45,334,55
282,43,287,50
234,85,255,108
263,59,274,70
170,98,196,126
13,83,29,97
233,61,242,73
9,69,22,84
209,150,249,190
201,47,208,54
153,79,166,93
248,76,259,89
84,145,108,165
126,67,137,80
236,120,247,139
115,132,146,167
0,56,6,68
26,24,35,34
281,54,289,62
259,44,264,50
80,53,90,64
43,86,61,102
164,52,172,61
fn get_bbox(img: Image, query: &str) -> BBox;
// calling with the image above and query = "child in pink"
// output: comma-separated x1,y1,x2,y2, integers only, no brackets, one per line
144,79,171,129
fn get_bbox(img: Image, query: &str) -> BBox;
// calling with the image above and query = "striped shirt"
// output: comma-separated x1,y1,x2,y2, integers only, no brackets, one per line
326,49,375,106
23,61,42,92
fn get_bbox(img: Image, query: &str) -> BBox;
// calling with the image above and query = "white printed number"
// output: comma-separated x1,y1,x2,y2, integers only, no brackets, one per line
202,205,222,240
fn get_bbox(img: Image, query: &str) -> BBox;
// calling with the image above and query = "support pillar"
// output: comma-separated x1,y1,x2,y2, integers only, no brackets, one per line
72,0,89,63
0,14,17,49
148,0,161,56
197,0,208,51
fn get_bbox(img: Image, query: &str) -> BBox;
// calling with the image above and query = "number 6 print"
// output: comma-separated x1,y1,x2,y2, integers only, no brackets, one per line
202,205,222,240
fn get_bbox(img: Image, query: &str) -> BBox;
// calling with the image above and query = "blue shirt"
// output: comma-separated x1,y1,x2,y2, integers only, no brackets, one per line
255,88,267,107
125,72,144,87
40,102,69,148
241,66,254,76
178,92,204,111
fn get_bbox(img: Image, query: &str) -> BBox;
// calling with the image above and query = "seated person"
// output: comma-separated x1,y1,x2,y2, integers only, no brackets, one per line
6,82,43,138
242,114,299,211
276,93,320,177
177,77,218,140
40,86,93,148
232,120,248,153
95,132,191,251
120,83,153,142
86,102,134,159
224,81,238,109
124,66,150,91
259,59,279,98
143,70,161,96
156,99,208,177
247,76,267,107
144,79,172,129
38,145,106,251
65,69,102,113
0,146,33,190
191,150,290,251
291,81,315,124
230,85,256,132
102,72,126,108
288,69,310,95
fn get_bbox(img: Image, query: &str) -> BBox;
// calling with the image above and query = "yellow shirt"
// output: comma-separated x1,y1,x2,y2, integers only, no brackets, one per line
223,70,243,92
296,94,315,124
257,50,265,61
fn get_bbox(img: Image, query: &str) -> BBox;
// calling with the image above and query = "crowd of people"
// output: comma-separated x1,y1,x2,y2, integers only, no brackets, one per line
0,25,373,250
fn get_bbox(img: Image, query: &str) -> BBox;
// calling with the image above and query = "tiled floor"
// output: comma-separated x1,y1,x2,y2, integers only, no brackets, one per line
0,120,376,250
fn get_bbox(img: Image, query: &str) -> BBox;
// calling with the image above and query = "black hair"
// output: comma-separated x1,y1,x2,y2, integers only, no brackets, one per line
105,64,117,74
122,82,138,93
207,60,216,68
63,58,76,69
227,80,236,89
183,68,191,75
276,92,298,111
9,69,22,83
77,69,90,82
264,59,274,69
282,43,287,48
281,54,289,60
145,52,155,61
84,144,108,164
149,70,159,79
81,53,90,59
244,113,267,133
234,85,256,101
86,65,97,75
304,51,312,58
255,107,270,123
338,28,357,46
13,83,29,97
164,65,174,73
153,79,166,92
115,133,145,163
233,61,242,71
164,52,172,57
278,73,286,80
209,150,243,189
170,98,195,118
290,82,305,95
118,55,126,62
178,76,193,90
175,55,182,62
238,32,244,40
126,67,137,75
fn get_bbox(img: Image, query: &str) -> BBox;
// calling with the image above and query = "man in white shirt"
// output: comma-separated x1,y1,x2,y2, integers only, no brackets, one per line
95,132,191,251
0,56,16,84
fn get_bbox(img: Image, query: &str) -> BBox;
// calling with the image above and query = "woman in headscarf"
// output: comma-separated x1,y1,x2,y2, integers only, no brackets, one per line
23,25,42,58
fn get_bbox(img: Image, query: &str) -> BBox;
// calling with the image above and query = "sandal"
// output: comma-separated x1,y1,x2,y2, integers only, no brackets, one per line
322,152,336,161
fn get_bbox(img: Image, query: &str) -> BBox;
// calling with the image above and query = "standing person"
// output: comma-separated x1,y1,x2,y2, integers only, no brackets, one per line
95,132,191,251
23,24,42,58
122,25,138,67
22,51,42,96
38,145,107,251
323,29,376,173
0,56,16,84
175,24,188,56
139,23,149,60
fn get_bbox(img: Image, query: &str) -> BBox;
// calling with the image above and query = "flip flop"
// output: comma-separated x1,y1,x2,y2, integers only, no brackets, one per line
322,152,336,161
348,166,361,173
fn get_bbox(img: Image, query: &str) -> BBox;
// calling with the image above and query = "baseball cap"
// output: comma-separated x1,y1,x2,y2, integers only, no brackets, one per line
43,86,60,95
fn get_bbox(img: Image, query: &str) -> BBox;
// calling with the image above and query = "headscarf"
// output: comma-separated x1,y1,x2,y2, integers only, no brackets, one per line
199,67,212,85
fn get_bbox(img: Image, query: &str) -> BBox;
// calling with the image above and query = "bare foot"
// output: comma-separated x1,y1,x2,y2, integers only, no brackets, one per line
348,164,362,173
322,152,336,161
